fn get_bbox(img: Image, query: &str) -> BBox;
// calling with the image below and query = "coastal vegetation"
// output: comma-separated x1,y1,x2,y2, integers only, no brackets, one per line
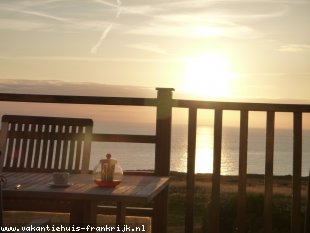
168,172,308,233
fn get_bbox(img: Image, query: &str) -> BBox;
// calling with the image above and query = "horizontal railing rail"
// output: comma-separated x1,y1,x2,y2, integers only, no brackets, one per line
0,93,157,106
174,99,310,112
92,133,156,143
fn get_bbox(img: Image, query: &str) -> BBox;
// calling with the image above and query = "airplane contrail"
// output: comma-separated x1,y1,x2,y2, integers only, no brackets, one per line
90,0,122,54
91,24,112,54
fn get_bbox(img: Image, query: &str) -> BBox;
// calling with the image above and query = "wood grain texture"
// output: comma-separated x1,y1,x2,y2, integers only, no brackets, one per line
2,172,169,205
1,115,93,174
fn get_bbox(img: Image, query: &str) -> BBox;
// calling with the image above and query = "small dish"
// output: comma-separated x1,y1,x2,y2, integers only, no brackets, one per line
94,180,121,187
48,182,73,188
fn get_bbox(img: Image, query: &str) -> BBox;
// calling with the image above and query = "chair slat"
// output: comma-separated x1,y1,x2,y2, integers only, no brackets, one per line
54,124,63,171
67,125,77,172
33,124,42,171
46,124,56,170
12,123,22,169
60,125,69,171
19,123,30,171
74,126,83,171
5,123,16,170
39,124,49,171
1,115,93,174
81,125,92,174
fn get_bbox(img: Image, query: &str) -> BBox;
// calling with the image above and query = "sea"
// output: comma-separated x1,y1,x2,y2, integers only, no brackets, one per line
90,121,310,177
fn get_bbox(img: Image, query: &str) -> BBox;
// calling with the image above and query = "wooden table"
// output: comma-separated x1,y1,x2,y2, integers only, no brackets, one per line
2,172,169,233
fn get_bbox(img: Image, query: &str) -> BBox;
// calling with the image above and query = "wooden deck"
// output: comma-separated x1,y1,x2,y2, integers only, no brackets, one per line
0,88,309,233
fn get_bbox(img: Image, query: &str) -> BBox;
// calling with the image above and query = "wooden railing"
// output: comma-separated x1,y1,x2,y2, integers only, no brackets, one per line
0,88,173,177
0,88,173,233
174,98,310,233
0,88,309,233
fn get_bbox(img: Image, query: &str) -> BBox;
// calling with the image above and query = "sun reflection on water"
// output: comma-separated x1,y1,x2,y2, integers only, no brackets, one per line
172,124,237,175
195,126,214,174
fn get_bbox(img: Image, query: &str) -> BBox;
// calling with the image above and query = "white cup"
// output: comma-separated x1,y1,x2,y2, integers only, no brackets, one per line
53,172,69,185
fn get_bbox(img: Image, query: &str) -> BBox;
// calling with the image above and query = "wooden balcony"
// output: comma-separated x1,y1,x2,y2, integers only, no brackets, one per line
0,88,309,233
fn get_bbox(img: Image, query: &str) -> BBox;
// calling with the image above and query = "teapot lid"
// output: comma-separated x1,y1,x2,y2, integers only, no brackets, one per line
100,153,117,164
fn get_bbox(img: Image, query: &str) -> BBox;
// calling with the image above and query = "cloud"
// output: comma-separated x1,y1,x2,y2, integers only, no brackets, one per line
0,4,72,23
0,18,47,31
279,44,310,52
126,21,261,39
0,55,181,63
0,79,155,97
127,43,168,55
0,1,116,32
95,0,122,16
0,0,289,40
121,1,288,39
0,79,157,124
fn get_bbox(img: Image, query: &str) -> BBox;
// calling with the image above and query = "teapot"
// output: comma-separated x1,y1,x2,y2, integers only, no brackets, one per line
93,153,123,187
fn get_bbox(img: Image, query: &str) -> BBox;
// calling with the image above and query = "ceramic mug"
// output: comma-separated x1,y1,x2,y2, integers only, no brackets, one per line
53,172,69,185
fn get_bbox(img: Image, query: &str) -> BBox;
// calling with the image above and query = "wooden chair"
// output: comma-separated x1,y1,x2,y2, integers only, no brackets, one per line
305,169,310,233
0,114,93,214
1,115,93,174
0,126,50,232
0,178,50,232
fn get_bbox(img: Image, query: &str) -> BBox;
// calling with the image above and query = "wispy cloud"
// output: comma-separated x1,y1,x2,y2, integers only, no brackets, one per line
0,1,115,32
1,6,71,23
95,0,122,16
126,21,262,39
0,18,47,31
0,55,180,63
1,0,309,59
0,0,290,40
121,1,288,40
0,79,154,97
279,44,310,52
127,43,168,55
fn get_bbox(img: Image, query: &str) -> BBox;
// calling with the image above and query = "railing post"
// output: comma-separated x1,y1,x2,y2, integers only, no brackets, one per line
186,107,198,233
155,87,174,176
153,88,174,233
209,109,223,233
264,111,275,233
292,112,302,233
237,110,248,233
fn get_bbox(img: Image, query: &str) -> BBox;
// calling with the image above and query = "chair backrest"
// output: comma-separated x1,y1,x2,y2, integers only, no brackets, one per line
0,122,8,174
305,169,310,233
0,115,93,174
0,180,3,227
0,122,8,227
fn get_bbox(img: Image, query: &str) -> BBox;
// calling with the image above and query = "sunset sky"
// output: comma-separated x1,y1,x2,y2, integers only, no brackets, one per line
0,0,310,102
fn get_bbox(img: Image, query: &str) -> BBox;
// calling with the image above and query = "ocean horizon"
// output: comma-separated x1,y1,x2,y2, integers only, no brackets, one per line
90,121,310,177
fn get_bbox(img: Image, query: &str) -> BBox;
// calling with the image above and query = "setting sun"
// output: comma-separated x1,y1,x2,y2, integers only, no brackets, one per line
181,53,234,99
